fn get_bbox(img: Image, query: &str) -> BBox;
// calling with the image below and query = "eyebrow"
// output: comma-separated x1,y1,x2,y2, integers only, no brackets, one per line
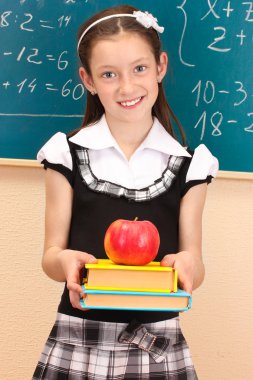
97,57,150,70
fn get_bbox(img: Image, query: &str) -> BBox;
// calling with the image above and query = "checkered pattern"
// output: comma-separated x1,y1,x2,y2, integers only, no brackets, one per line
32,313,198,379
76,149,185,202
118,319,173,363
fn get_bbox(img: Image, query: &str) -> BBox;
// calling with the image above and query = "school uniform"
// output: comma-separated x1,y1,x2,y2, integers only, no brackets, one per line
33,115,218,379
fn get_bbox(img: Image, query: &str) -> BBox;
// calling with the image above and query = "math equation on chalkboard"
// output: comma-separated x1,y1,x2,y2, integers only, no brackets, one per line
0,7,85,110
0,0,252,172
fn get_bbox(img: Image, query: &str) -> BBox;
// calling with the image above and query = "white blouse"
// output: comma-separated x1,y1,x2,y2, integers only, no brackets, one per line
37,115,219,189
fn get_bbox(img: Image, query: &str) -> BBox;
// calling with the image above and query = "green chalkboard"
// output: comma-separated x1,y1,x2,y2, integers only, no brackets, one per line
0,0,252,171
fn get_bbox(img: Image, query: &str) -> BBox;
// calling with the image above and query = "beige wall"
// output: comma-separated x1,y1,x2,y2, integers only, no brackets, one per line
0,165,253,380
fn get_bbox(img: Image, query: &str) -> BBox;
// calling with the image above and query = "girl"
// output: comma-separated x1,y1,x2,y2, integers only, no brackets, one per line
33,5,218,380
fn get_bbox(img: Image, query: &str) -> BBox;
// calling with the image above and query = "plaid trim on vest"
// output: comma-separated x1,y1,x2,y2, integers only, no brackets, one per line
76,148,185,202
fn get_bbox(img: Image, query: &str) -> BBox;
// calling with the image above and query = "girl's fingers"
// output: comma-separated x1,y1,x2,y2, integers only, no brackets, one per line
68,281,89,310
161,253,194,293
60,250,97,310
178,276,193,294
175,265,193,293
67,280,83,295
67,279,90,310
160,254,177,267
69,289,87,310
59,250,98,275
76,252,98,266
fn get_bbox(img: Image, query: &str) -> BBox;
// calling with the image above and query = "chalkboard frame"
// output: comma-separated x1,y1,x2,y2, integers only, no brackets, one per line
1,158,253,181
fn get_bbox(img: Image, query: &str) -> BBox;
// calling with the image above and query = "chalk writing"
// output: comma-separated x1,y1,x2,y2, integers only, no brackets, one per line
192,80,249,108
201,0,253,21
1,76,85,100
3,47,70,70
0,11,71,30
177,0,195,67
192,79,252,139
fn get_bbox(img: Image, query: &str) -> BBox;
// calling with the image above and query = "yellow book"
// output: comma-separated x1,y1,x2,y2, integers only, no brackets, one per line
84,259,177,293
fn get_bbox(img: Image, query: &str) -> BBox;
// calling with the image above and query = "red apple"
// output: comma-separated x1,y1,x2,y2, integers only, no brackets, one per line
104,218,160,266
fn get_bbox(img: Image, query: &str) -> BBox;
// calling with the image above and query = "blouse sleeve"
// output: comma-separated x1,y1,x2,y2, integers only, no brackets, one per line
181,144,219,196
37,132,74,186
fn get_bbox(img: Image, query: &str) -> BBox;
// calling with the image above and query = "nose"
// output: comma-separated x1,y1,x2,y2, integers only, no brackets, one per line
118,73,135,97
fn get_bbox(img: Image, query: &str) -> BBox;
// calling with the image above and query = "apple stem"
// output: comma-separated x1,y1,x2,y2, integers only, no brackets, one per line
134,217,138,221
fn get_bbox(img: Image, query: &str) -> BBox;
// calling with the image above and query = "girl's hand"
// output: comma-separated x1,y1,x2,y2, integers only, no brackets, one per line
160,251,195,294
58,249,98,310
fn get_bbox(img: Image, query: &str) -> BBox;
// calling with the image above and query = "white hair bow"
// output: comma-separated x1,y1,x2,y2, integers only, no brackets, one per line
133,11,164,33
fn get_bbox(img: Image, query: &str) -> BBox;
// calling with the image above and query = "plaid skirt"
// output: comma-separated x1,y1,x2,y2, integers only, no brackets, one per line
32,313,198,380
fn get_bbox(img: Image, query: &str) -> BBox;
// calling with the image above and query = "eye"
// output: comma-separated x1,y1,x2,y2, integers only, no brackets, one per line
134,65,146,73
102,71,116,79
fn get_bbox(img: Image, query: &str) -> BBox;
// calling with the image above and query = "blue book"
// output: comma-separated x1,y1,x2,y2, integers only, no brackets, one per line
80,285,192,312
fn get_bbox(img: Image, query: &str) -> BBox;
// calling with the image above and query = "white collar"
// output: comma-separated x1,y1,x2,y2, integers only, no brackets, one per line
69,114,118,150
69,114,191,157
139,118,191,157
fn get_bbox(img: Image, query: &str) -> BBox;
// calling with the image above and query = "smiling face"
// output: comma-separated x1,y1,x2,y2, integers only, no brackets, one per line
80,32,167,127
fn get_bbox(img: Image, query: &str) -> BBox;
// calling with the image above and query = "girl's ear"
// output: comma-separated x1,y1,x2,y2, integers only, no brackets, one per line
157,52,168,83
79,67,96,93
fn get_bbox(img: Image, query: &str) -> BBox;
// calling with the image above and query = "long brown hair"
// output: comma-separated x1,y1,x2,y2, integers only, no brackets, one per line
76,5,186,144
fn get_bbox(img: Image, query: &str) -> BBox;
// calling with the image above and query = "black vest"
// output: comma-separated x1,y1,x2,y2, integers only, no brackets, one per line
54,141,201,323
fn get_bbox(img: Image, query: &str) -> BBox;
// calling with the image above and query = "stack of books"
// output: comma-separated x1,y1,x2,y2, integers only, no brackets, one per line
80,259,192,312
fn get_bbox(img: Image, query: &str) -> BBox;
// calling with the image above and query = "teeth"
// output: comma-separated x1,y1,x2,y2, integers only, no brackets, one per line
120,97,142,107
